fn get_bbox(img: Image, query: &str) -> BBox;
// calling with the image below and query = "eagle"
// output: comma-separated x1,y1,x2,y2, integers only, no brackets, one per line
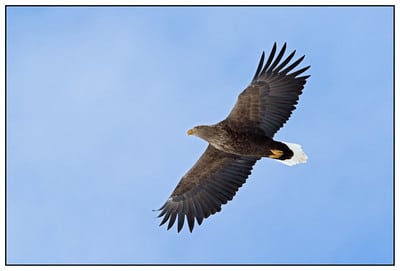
157,43,310,232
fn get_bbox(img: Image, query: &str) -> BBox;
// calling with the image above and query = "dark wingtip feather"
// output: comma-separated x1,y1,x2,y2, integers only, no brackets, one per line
275,50,296,73
301,74,311,80
159,209,171,227
167,212,177,230
188,216,195,232
280,55,306,75
252,51,265,81
154,202,166,212
157,207,167,218
193,200,204,226
267,43,287,73
289,65,311,78
186,199,196,232
261,42,277,75
177,212,185,233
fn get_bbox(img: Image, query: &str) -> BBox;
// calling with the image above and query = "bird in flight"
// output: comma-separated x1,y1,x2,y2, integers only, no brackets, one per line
157,42,310,232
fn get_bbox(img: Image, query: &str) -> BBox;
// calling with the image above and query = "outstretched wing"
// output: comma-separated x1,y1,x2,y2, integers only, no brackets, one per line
157,145,259,232
225,42,310,138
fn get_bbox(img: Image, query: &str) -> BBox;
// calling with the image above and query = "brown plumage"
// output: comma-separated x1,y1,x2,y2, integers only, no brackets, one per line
157,43,310,232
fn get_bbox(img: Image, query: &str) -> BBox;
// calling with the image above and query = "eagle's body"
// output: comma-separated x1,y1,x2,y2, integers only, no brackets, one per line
157,43,310,232
191,122,291,159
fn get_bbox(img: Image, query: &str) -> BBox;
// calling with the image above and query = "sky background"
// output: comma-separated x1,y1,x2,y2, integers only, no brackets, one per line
6,6,393,264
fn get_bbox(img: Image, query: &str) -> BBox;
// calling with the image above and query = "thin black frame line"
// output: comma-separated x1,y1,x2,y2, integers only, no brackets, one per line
3,4,396,8
4,4,395,266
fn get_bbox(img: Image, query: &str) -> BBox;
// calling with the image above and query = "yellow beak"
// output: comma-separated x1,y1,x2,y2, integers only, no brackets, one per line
187,128,195,135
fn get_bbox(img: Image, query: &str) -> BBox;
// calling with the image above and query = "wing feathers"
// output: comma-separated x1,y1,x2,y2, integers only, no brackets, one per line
274,50,296,73
266,42,286,73
157,145,259,232
193,199,204,225
186,206,195,232
252,51,265,81
226,42,310,137
261,42,277,74
288,65,311,78
167,211,177,230
280,55,305,75
177,209,185,232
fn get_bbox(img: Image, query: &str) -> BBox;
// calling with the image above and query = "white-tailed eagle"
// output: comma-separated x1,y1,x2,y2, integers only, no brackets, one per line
157,43,310,232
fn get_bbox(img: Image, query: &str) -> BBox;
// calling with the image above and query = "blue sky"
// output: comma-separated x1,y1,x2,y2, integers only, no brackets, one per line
6,6,393,264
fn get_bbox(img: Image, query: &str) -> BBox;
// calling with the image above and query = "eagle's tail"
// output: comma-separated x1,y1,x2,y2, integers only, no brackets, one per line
276,142,308,166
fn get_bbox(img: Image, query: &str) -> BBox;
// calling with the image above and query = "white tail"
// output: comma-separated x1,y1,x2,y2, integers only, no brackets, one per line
276,142,308,166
